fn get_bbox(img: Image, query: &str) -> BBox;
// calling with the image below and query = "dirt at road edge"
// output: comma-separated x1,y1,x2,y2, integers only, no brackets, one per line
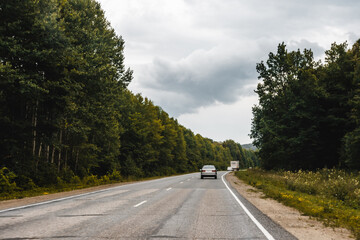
0,181,135,211
225,172,353,240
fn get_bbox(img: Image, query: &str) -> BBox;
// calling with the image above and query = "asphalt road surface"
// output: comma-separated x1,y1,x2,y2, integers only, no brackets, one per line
0,172,296,240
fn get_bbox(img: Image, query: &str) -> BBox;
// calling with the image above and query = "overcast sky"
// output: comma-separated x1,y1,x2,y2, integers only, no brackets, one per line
97,0,360,144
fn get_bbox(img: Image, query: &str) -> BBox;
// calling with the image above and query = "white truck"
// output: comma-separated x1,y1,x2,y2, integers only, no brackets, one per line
230,161,239,171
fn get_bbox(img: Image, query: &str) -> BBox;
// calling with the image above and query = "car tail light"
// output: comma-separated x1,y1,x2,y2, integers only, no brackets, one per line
212,170,216,172
201,170,206,172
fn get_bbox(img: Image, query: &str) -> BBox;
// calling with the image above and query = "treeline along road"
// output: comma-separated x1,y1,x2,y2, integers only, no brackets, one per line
0,0,257,195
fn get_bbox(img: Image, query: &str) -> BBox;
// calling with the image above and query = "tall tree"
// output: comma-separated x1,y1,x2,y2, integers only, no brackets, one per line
315,42,355,168
0,0,259,188
251,43,325,170
252,40,360,170
341,40,360,168
0,0,69,180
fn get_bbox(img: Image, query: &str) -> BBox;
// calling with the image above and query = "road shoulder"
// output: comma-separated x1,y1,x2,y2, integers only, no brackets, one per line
225,172,353,240
0,181,135,211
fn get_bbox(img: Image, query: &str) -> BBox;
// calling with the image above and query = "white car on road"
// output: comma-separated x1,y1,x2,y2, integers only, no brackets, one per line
200,165,217,179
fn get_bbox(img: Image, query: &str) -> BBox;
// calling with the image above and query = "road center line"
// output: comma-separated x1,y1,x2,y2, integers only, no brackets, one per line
221,172,275,240
134,200,147,208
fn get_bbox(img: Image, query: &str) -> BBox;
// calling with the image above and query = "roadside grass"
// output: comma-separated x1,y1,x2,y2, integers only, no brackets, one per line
235,169,360,239
0,169,168,201
0,179,120,201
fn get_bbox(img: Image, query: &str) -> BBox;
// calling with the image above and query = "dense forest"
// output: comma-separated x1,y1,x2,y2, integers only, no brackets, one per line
0,0,257,190
251,40,360,170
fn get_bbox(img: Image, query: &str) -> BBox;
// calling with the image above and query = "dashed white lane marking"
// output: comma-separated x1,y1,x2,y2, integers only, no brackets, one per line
221,172,275,240
180,182,184,184
134,200,147,208
166,188,172,191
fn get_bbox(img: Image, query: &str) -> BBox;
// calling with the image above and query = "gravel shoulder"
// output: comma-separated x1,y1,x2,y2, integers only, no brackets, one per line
225,172,354,240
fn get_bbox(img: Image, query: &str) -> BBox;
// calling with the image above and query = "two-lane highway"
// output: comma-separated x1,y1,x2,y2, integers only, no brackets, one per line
0,172,296,239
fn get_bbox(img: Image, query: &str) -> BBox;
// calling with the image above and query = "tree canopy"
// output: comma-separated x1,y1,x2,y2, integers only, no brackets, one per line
0,0,257,190
251,41,360,170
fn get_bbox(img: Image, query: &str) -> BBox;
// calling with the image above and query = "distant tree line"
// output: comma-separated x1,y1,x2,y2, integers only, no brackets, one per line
251,40,360,170
0,0,257,189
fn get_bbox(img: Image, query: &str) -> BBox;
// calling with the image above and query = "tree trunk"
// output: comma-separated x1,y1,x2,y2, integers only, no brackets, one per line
46,144,50,163
64,148,68,169
35,141,42,172
75,149,79,172
32,100,38,156
51,145,55,164
58,130,63,172
38,141,42,158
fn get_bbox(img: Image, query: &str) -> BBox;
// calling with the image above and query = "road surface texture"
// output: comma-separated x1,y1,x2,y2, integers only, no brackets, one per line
0,172,296,240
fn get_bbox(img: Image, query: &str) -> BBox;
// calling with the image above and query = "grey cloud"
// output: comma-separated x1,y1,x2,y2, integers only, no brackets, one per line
288,39,325,58
348,32,360,45
99,0,360,118
139,48,257,116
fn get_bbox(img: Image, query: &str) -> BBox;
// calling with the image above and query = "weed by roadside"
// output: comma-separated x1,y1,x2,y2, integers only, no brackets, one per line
0,167,180,201
0,168,125,200
236,169,360,239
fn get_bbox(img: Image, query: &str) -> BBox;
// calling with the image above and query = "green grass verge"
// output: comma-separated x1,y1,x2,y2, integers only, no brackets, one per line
0,180,120,201
235,169,360,239
0,173,169,201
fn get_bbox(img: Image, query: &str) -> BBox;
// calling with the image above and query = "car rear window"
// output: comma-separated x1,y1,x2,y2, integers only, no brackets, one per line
202,165,215,169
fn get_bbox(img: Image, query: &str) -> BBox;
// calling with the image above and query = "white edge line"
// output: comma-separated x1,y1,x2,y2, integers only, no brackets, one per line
134,200,147,208
221,172,275,240
0,187,112,214
0,173,197,214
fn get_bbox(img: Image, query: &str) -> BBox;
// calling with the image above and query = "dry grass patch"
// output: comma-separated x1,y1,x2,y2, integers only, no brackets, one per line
236,169,360,239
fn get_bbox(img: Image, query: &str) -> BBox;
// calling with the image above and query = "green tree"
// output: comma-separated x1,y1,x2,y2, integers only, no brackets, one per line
252,43,325,170
0,0,70,180
0,0,258,188
0,0,132,183
317,42,356,168
252,40,360,170
341,40,360,168
172,124,188,173
183,128,201,171
59,0,131,176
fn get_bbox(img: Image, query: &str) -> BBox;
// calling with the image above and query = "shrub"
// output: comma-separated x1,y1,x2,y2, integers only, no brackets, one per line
281,169,360,206
0,167,17,193
70,175,82,185
16,175,37,190
83,175,99,186
108,170,122,181
56,177,65,188
236,169,360,239
101,175,110,184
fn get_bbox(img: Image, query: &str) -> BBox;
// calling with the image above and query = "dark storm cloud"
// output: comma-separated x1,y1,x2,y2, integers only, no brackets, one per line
139,49,257,116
